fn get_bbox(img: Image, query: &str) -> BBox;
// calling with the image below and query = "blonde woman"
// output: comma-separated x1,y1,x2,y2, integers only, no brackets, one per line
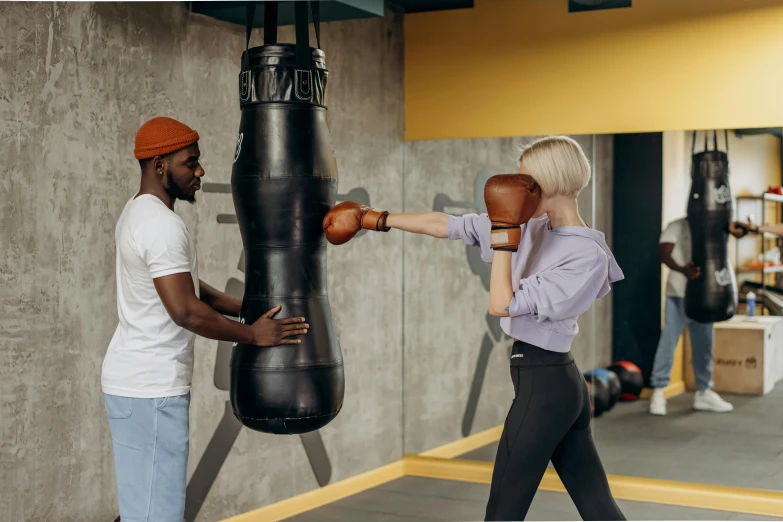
324,136,626,520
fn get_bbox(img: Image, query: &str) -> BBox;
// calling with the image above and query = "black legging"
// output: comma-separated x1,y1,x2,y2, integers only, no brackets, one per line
485,341,626,521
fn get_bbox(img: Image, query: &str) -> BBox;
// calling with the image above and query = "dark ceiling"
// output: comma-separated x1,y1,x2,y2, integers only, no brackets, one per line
388,0,473,14
186,1,474,28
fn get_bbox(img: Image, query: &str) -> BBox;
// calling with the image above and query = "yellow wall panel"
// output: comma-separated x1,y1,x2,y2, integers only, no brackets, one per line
404,0,783,140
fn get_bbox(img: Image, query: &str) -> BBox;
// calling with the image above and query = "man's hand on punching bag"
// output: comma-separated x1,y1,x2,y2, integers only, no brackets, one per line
660,243,700,281
681,261,702,280
484,174,542,251
250,305,309,346
323,201,390,245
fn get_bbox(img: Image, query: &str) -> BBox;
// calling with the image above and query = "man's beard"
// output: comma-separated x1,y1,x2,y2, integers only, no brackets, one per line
166,170,195,203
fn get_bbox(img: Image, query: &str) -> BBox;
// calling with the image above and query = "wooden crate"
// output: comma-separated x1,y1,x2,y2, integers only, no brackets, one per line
684,315,783,395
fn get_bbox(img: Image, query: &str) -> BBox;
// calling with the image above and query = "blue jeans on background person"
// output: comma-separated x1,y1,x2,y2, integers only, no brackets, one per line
650,296,714,391
104,392,190,522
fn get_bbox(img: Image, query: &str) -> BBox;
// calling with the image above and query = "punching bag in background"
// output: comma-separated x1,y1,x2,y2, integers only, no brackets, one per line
230,1,344,434
685,130,738,323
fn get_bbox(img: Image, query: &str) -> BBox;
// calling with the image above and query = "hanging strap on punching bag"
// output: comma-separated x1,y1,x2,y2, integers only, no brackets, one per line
241,2,256,70
692,129,730,154
311,1,321,50
294,1,313,100
724,129,729,155
239,1,258,103
264,0,278,44
239,1,318,103
692,130,706,155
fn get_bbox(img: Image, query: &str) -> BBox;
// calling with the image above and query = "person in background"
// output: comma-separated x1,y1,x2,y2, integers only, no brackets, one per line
649,217,747,416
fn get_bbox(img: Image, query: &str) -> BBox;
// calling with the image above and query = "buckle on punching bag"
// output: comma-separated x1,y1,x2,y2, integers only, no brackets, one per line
295,69,313,101
239,71,251,103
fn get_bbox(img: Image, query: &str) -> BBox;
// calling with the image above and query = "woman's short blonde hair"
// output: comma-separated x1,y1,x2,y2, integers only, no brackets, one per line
518,136,591,198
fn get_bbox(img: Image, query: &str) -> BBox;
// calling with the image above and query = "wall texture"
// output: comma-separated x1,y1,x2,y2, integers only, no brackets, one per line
0,2,613,520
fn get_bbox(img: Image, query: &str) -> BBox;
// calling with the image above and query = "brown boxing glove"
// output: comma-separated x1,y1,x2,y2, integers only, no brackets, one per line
322,201,391,245
484,174,542,251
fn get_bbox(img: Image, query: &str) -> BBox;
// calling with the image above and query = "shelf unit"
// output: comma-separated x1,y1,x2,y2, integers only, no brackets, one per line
735,193,783,309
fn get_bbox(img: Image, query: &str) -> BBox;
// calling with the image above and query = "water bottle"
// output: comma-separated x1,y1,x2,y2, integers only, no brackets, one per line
747,291,756,318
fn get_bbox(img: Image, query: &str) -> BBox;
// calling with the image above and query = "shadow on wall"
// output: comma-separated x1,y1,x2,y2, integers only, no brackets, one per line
432,169,514,437
179,183,374,522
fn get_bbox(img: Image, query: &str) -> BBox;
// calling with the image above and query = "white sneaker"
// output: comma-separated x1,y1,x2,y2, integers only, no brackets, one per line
649,388,667,415
693,389,734,413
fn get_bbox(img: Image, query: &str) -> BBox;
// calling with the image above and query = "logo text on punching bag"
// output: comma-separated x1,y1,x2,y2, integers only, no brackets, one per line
234,133,243,163
714,267,733,287
239,71,251,103
295,70,312,100
233,317,245,347
713,184,732,204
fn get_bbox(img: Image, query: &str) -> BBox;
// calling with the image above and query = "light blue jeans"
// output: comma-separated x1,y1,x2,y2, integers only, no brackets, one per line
104,393,190,522
650,296,714,390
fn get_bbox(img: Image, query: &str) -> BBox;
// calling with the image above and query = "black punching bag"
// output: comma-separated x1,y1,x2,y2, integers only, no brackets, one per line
685,130,738,323
230,1,344,434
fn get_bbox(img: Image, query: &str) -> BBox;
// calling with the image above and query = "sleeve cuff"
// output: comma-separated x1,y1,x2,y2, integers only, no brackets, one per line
507,290,532,317
447,215,462,240
150,266,191,279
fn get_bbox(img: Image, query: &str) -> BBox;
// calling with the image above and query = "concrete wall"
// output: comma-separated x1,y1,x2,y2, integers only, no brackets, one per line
0,2,613,520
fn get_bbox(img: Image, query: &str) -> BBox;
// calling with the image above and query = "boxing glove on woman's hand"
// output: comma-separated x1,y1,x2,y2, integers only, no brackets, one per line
323,201,390,245
484,174,542,251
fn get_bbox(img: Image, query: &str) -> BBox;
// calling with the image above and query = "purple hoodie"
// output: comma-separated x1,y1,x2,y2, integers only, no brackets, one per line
448,213,624,353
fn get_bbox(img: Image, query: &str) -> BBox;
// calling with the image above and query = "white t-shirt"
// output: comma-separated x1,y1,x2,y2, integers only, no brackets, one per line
660,217,691,298
101,194,199,398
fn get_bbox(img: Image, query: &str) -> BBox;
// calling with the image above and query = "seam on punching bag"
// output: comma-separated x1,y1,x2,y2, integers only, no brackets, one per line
242,97,327,101
235,361,344,370
233,173,336,179
243,241,330,245
240,412,339,422
241,102,328,110
241,295,330,300
241,248,330,253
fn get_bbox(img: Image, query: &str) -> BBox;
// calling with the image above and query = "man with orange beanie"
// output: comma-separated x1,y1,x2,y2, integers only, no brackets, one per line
101,117,309,521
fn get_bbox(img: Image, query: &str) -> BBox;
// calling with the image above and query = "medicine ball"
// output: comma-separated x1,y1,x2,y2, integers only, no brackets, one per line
584,370,611,418
589,368,621,411
584,379,595,415
607,361,643,401
606,370,622,409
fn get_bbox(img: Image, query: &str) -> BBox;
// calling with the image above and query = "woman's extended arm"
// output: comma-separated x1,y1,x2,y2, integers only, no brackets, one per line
758,223,783,236
385,212,449,238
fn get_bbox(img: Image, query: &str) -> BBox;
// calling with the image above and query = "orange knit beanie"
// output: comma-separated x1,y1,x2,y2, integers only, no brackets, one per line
134,117,200,160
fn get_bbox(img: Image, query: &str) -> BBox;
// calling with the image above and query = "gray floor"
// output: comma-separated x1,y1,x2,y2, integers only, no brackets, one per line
459,387,783,491
284,476,781,521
